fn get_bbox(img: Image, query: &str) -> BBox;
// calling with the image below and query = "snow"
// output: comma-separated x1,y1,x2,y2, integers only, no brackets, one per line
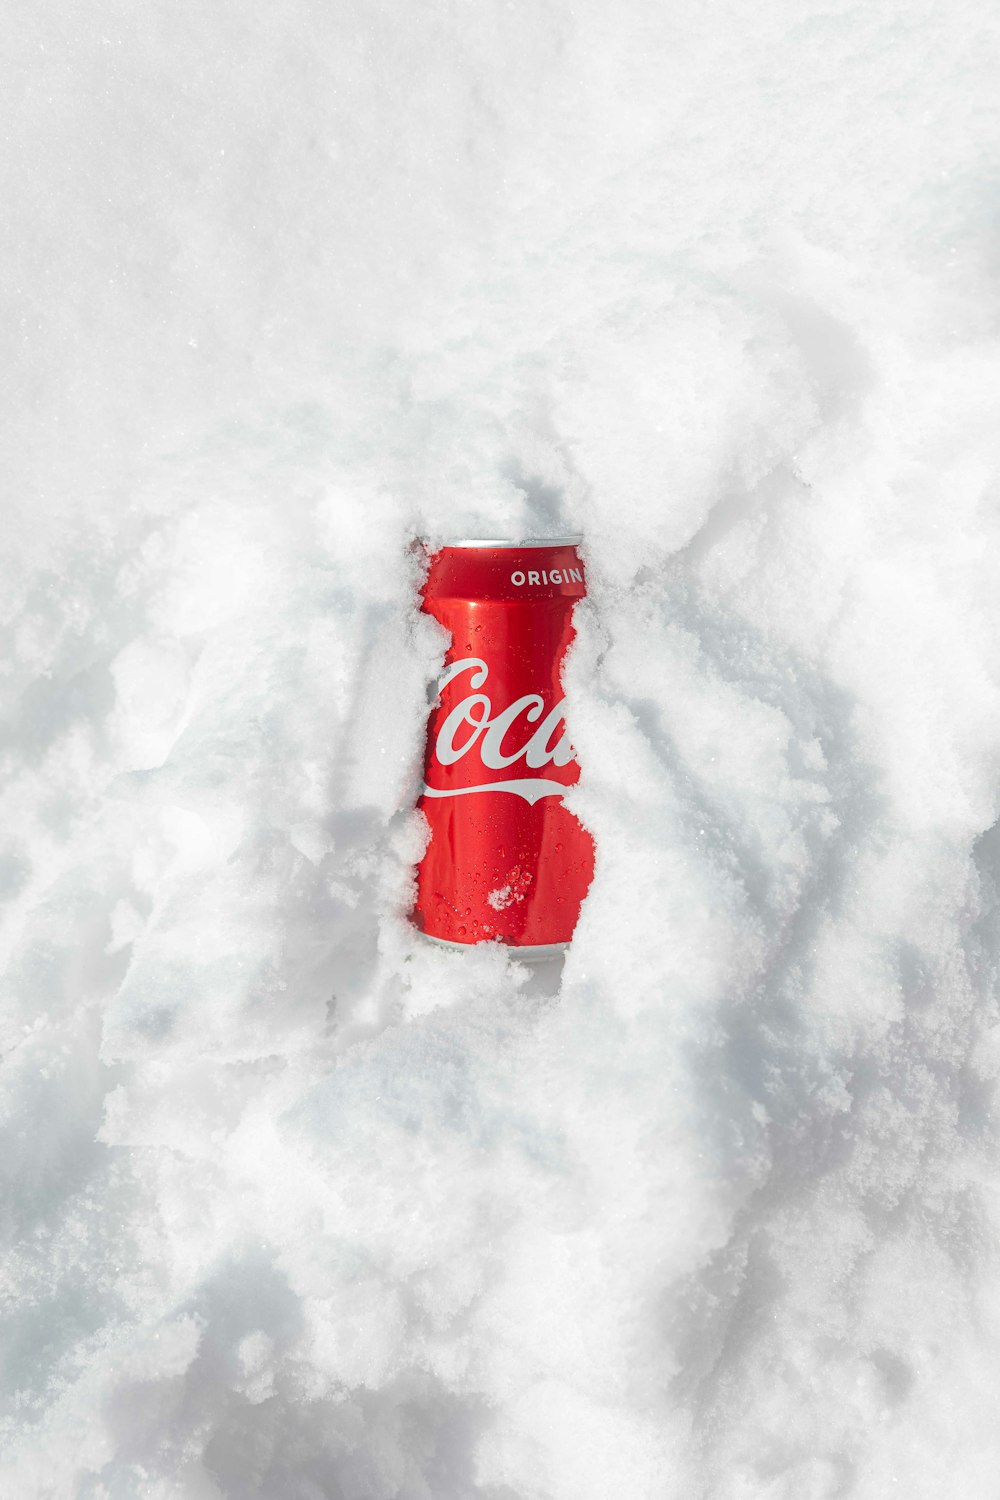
4,0,1000,1494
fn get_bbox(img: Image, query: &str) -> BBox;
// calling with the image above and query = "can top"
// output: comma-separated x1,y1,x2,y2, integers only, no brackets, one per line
440,536,583,549
423,537,586,602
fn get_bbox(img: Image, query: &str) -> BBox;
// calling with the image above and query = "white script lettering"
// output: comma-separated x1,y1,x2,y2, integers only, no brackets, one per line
426,657,577,801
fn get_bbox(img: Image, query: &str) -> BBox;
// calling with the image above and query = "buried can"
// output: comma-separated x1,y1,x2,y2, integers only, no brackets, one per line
412,538,595,957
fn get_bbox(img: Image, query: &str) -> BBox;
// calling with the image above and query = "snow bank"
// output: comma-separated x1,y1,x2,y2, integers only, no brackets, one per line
3,0,1000,1495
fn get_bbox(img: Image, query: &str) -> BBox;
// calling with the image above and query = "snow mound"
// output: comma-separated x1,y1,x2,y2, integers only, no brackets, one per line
4,0,1000,1495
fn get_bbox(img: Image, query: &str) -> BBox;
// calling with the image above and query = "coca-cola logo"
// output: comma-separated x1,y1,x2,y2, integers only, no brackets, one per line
422,657,577,805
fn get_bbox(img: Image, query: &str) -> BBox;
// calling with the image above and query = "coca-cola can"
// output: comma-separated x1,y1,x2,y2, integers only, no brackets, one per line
412,537,595,957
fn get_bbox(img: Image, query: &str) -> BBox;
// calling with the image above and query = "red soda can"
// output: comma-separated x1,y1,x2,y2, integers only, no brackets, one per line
412,538,595,956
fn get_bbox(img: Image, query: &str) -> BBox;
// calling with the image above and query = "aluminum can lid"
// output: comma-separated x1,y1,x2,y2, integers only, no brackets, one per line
437,536,583,548
422,539,586,604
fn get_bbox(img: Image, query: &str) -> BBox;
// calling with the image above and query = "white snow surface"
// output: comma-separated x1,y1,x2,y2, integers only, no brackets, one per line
4,1,1000,1496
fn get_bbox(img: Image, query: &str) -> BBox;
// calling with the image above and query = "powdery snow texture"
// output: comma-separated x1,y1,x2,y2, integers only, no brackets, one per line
3,1,1000,1497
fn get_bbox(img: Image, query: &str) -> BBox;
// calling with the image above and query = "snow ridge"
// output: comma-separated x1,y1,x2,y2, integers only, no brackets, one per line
3,0,1000,1495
